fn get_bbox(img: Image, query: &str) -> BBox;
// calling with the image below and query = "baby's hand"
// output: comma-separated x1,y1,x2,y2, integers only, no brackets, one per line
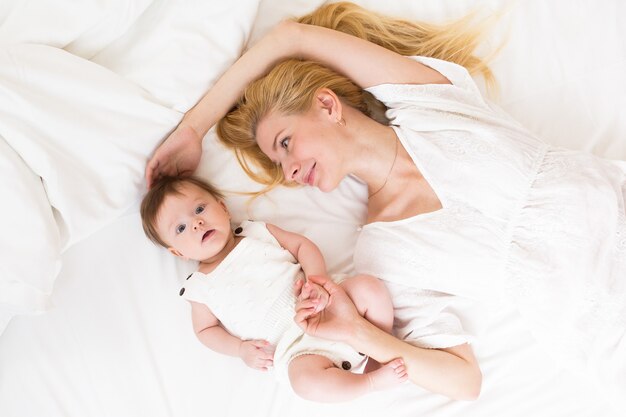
297,279,330,313
238,340,274,371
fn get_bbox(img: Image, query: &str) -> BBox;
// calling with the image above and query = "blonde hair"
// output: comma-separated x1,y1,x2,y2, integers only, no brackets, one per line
298,2,494,83
140,176,224,248
217,58,371,189
217,1,495,190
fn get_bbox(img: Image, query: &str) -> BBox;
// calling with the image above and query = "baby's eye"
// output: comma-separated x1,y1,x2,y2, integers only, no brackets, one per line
195,205,205,214
176,224,186,234
280,137,290,149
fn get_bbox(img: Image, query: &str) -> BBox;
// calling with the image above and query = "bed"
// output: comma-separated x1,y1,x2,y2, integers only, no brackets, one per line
1,0,624,416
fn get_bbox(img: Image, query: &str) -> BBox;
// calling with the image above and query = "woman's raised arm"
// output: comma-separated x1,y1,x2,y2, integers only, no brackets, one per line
146,20,448,186
146,21,296,187
184,20,447,139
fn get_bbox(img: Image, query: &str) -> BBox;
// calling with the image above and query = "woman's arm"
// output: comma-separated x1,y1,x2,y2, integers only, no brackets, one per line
146,20,448,186
146,22,294,186
185,20,448,138
190,301,274,371
295,275,481,400
352,317,481,400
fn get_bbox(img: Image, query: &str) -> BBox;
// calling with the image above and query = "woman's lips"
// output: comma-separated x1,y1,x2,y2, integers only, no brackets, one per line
202,229,215,242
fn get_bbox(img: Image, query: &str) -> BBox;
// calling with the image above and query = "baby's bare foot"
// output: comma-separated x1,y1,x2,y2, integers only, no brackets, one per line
367,358,408,391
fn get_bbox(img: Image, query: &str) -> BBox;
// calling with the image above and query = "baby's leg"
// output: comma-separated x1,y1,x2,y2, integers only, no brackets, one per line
288,354,406,403
340,274,394,334
340,274,394,372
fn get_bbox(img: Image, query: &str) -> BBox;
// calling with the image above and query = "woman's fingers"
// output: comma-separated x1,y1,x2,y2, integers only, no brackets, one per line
145,158,163,189
144,124,202,188
294,306,318,330
145,161,155,188
295,298,320,311
145,153,173,188
307,275,340,294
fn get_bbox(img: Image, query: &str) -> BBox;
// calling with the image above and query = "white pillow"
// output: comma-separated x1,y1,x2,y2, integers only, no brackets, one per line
0,0,260,113
0,44,182,249
0,0,154,57
0,0,261,332
92,0,261,112
0,136,60,333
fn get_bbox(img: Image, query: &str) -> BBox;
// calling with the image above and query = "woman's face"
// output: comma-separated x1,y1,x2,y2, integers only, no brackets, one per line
256,106,345,193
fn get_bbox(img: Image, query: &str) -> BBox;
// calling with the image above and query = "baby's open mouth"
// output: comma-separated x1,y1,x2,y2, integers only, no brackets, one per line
202,229,215,242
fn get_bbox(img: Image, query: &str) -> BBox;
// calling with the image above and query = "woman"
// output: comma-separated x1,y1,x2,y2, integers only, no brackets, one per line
146,2,625,405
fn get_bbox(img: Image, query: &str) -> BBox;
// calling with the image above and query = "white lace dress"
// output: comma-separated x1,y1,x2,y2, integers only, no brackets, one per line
355,57,626,402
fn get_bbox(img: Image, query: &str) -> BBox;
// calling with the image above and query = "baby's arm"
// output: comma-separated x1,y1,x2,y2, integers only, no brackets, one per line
190,301,274,371
265,224,329,310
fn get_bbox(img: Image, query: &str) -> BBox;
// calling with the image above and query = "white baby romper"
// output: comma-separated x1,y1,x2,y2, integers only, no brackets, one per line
355,56,626,406
179,220,366,380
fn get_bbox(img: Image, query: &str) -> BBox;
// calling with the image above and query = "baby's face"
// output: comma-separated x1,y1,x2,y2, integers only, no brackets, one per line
155,182,232,262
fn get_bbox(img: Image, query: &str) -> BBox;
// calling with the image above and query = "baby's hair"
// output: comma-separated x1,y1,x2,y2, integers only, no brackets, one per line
140,176,224,248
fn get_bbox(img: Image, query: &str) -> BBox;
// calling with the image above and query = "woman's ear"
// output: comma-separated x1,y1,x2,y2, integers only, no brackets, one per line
315,88,343,122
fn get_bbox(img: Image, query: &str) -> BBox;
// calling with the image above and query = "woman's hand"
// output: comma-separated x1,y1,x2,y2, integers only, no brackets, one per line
238,339,275,371
293,275,362,343
143,21,298,189
145,124,203,188
294,278,330,313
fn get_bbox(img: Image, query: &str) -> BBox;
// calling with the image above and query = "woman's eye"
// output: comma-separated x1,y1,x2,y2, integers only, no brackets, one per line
176,224,186,234
195,205,205,214
280,137,290,149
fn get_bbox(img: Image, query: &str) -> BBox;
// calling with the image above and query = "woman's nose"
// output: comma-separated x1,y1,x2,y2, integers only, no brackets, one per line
284,160,300,182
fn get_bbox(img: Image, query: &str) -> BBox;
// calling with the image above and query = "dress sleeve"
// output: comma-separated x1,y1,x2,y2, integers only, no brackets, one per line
365,56,490,119
413,56,483,95
387,282,474,348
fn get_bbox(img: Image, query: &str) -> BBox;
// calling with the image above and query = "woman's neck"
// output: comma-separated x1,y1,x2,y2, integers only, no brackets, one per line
346,113,399,194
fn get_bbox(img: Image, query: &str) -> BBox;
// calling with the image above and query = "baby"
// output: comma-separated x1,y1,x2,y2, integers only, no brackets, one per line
140,176,407,402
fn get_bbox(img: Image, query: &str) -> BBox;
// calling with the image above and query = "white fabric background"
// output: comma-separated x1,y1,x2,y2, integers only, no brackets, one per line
1,0,625,416
0,0,260,330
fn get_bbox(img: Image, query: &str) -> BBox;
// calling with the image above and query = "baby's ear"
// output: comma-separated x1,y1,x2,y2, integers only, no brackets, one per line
219,200,230,217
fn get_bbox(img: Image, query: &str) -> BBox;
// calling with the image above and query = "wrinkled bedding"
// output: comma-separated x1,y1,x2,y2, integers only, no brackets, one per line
1,1,624,416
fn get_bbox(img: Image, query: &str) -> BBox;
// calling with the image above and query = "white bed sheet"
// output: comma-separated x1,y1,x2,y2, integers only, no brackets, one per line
1,0,625,416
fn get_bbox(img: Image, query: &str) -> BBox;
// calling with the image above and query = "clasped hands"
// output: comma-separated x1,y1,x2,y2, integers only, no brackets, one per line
294,276,331,314
240,275,362,371
293,275,361,343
